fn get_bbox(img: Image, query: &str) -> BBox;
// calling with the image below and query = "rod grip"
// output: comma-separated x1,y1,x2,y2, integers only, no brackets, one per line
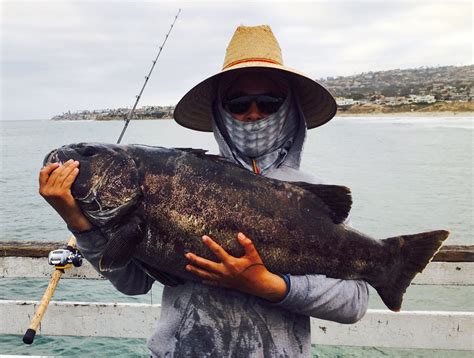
23,328,36,344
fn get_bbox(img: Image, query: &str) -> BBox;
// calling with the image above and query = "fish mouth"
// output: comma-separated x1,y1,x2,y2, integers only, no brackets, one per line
43,148,63,166
44,143,101,167
43,147,73,168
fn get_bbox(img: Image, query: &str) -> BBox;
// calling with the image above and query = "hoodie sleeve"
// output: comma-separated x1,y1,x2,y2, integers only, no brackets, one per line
72,227,154,295
274,274,369,323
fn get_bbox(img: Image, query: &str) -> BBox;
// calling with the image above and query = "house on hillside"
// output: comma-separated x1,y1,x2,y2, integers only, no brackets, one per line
408,95,436,104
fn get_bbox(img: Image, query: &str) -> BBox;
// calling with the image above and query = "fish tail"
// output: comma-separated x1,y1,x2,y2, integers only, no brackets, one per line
376,230,449,312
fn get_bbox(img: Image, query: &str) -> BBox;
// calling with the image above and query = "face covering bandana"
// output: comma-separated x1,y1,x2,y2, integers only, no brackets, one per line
220,93,292,158
213,87,300,173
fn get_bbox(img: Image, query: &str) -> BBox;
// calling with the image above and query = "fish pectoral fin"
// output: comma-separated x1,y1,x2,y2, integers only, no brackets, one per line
99,236,136,271
136,260,184,287
290,182,352,224
99,220,143,272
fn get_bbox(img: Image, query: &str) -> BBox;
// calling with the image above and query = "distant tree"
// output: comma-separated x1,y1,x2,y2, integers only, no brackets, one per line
350,93,366,100
381,87,398,97
400,87,411,97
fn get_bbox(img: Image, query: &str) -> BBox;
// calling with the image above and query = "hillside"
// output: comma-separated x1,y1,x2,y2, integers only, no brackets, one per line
319,65,473,101
52,65,473,120
338,101,474,115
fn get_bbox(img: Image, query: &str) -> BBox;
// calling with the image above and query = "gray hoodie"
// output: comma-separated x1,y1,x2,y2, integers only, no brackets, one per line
74,104,369,357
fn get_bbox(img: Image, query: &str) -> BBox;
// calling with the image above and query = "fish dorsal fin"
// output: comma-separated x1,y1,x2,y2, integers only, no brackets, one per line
290,182,352,224
175,148,236,165
174,148,208,155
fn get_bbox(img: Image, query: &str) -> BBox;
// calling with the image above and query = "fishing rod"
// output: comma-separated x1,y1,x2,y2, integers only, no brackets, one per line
117,8,181,144
23,9,181,345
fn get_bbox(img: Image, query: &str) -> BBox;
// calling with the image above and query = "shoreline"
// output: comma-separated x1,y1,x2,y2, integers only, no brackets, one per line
2,112,472,122
48,102,473,121
336,111,473,118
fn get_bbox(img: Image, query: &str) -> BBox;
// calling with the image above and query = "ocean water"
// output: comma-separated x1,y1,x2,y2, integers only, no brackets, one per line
0,116,473,356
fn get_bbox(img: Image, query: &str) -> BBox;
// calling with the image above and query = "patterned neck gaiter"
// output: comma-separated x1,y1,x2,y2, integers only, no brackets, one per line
220,93,292,157
213,88,300,174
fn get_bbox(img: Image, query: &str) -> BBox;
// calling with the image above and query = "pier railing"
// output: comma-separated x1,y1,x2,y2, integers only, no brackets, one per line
1,241,473,350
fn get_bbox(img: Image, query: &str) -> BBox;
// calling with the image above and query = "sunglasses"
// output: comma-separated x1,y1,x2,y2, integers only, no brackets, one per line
222,94,285,115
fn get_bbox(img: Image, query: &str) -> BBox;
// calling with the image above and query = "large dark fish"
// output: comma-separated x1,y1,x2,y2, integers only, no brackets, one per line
44,143,449,312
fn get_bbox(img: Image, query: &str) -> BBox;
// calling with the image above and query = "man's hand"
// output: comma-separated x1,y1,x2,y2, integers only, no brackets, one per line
39,159,92,232
185,232,288,302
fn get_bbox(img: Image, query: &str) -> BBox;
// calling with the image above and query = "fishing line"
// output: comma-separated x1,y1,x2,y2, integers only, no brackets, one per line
117,8,181,144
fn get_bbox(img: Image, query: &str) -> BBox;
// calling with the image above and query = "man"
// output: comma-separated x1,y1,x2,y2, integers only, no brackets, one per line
39,25,368,356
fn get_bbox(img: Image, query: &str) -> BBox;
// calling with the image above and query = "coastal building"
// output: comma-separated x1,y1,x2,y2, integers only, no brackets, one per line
408,95,436,104
336,97,355,107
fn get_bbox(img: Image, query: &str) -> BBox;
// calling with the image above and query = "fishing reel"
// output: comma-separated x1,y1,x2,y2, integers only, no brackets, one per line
48,246,83,269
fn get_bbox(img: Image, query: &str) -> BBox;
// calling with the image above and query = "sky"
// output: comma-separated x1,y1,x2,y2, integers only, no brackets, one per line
1,0,472,120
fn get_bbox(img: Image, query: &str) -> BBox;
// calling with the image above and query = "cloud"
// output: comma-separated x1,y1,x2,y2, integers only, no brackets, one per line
1,0,472,120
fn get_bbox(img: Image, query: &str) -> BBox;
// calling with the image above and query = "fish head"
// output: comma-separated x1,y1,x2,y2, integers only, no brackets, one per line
43,143,141,226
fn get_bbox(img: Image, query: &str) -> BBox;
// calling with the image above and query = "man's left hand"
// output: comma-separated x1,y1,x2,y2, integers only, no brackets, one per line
185,232,287,302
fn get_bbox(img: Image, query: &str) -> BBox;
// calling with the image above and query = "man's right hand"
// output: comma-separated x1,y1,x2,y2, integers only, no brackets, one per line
39,159,93,232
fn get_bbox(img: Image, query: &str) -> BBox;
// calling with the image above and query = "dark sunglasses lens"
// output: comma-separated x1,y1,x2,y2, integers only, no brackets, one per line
226,97,252,114
224,95,285,115
256,96,284,114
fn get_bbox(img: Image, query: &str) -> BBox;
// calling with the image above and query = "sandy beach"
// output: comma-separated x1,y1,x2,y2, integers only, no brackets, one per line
337,111,473,117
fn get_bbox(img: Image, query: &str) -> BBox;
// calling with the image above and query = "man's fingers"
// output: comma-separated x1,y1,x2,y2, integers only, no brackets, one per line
202,235,230,261
185,252,221,273
237,232,261,260
63,167,79,188
185,264,220,281
57,161,79,187
54,160,77,186
39,163,60,187
45,160,74,187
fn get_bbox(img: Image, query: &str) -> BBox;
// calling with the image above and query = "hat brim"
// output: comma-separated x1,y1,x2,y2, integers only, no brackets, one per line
174,62,337,132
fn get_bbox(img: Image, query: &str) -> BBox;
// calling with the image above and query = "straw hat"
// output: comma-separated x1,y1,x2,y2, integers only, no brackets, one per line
174,25,337,132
